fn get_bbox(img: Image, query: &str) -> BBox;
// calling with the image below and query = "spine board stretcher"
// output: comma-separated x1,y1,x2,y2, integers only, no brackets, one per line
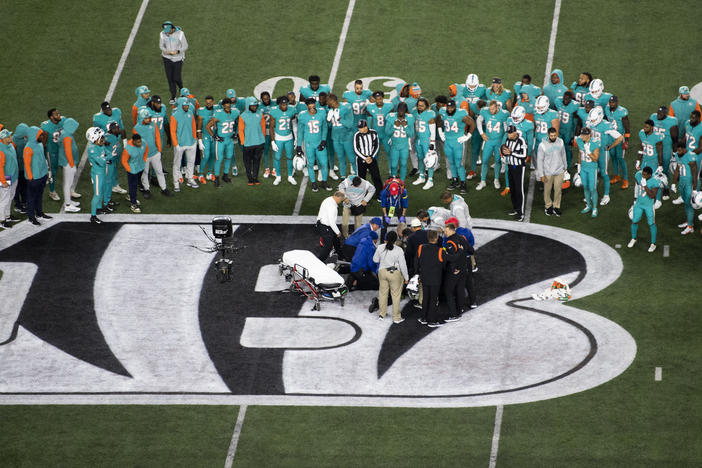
279,249,348,310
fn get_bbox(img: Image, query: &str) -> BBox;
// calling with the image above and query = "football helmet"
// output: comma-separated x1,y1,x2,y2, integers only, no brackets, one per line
292,155,306,172
465,74,480,92
692,191,702,209
423,150,439,170
628,205,634,220
511,106,526,124
589,79,604,99
655,173,669,188
85,127,105,144
573,173,582,188
587,107,604,127
406,274,420,301
562,171,571,190
535,95,550,114
138,108,151,121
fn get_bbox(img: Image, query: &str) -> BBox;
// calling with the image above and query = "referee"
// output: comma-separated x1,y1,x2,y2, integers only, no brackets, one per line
353,120,383,196
502,125,528,221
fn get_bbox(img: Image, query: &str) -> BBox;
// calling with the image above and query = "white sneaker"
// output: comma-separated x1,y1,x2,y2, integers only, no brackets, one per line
174,182,180,192
333,165,339,171
672,197,683,205
681,226,694,235
653,200,662,210
627,239,637,248
71,191,82,198
49,191,60,201
64,204,80,212
349,168,356,175
70,201,80,207
476,158,482,165
648,243,656,253
662,195,670,201
600,195,610,206
288,176,297,185
476,181,487,191
187,180,199,188
329,169,339,180
112,185,127,194
493,178,501,190
422,179,434,190
413,175,426,185
273,176,282,186
698,213,702,221
678,221,689,228
313,164,319,170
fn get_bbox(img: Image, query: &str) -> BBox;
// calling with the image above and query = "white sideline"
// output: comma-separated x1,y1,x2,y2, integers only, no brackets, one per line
62,0,150,214
488,405,504,468
543,0,562,88
292,0,356,216
224,404,247,468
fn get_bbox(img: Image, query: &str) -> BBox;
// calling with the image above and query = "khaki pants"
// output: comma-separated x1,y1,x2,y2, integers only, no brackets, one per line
341,205,363,238
544,173,564,209
378,269,404,321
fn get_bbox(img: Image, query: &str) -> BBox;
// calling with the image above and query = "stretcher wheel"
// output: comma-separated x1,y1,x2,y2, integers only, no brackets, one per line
313,301,321,311
339,297,345,307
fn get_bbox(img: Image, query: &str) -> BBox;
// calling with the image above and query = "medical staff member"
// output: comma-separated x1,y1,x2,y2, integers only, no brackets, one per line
379,177,408,241
160,21,188,103
315,190,345,261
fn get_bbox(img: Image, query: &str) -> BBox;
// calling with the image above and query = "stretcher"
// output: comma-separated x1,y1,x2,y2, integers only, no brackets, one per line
279,250,348,310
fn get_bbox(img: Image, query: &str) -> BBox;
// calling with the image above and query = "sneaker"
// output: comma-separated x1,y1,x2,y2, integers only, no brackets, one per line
273,176,282,186
621,180,629,189
672,197,684,205
581,206,591,214
71,191,82,198
653,200,662,210
698,213,702,222
65,204,80,212
422,179,434,190
107,200,119,208
103,205,114,213
591,208,598,218
161,189,173,196
600,195,610,206
38,212,53,219
287,176,297,185
272,168,277,177
7,215,20,222
199,175,207,184
263,168,271,178
554,208,562,217
207,173,215,181
662,194,670,201
70,200,81,207
417,318,428,325
413,175,426,185
187,180,199,188
222,174,232,183
493,179,501,189
130,204,141,213
90,215,102,225
378,315,385,320
49,191,60,201
681,226,694,235
447,179,459,190
627,238,636,248
427,322,443,328
1,220,13,229
412,301,422,310
393,318,405,324
508,210,519,216
29,218,41,226
459,182,467,193
112,185,127,194
321,181,332,191
14,205,27,214
476,181,487,191
470,303,478,309
467,170,476,180
648,243,656,253
500,187,510,197
143,190,152,199
678,221,689,228
174,183,181,193
247,181,254,186
311,182,319,192
516,214,525,222
368,298,379,313
610,175,621,184
545,207,553,216
329,169,339,180
232,167,238,176
445,315,461,322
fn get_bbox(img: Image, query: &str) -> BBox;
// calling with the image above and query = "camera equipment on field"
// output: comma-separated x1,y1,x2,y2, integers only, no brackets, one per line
190,217,249,283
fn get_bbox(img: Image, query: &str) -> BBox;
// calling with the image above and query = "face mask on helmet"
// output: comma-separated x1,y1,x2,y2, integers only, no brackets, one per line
465,74,479,91
589,79,604,99
535,95,550,114
511,106,526,123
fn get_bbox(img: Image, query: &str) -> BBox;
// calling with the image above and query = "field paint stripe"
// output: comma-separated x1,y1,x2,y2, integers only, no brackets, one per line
488,404,504,468
224,404,248,468
292,0,355,215
523,172,536,223
543,0,562,87
328,0,356,90
654,367,662,381
663,245,670,257
63,0,150,213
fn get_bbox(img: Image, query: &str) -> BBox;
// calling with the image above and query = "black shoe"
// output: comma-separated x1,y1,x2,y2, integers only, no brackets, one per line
107,200,119,208
545,207,553,216
417,317,428,325
14,205,27,214
90,215,102,225
96,208,105,215
104,205,114,213
408,168,418,178
214,176,221,188
447,178,459,190
1,221,12,228
516,214,525,222
427,321,443,328
470,303,478,309
459,181,467,193
161,188,173,196
554,208,562,217
222,174,232,183
321,181,331,191
311,182,319,192
508,210,518,216
412,300,422,310
38,213,53,219
29,218,41,226
368,298,379,313
446,315,461,322
8,215,20,222
143,190,152,199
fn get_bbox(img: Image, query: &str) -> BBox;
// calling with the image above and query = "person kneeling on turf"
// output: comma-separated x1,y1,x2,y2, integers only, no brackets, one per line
347,230,379,291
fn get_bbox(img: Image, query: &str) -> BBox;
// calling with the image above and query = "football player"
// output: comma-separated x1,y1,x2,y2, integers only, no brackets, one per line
461,74,487,178
259,92,275,179
413,98,438,190
628,166,660,252
587,107,622,206
437,99,475,193
555,91,579,169
513,74,541,108
683,110,702,156
366,91,393,155
206,97,240,187
584,79,612,110
636,119,664,209
575,128,600,217
508,106,535,193
570,72,592,106
671,141,698,234
485,77,513,111
92,102,128,195
343,79,373,128
385,102,416,181
669,85,701,135
534,96,560,164
297,98,330,192
476,100,509,191
299,75,331,103
196,96,216,183
85,127,108,224
40,108,65,201
325,94,355,179
269,96,298,186
650,105,679,200
391,82,420,113
132,85,151,125
103,123,123,210
604,95,631,188
543,69,567,109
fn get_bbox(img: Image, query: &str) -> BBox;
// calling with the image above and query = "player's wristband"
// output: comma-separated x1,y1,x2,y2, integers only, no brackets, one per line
196,130,202,133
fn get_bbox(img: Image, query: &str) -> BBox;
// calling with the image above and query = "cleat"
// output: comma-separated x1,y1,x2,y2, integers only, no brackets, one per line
581,206,591,214
199,175,207,184
698,213,702,221
610,175,621,184
14,205,27,214
71,191,82,198
207,173,215,181
672,196,683,205
653,200,662,210
49,191,60,201
459,182,467,193
263,168,270,178
476,181,487,191
476,158,482,165
447,179,459,190
493,178,501,189
187,180,199,188
90,216,102,225
621,180,629,189
38,212,53,219
591,208,598,218
500,187,510,197
273,176,282,186
107,200,119,208
408,168,418,177
254,179,261,185
130,204,141,213
112,185,127,194
1,220,12,229
174,183,180,192
222,174,232,183
627,239,636,248
467,170,476,180
413,175,426,185
70,201,80,207
422,179,434,190
64,204,80,213
647,243,656,253
271,168,277,177
161,189,173,196
662,195,670,201
214,176,221,188
678,221,689,228
287,176,297,185
247,181,254,186
600,195,610,206
7,215,20,222
321,181,332,191
500,164,506,174
311,182,319,192
328,169,339,180
681,226,694,235
232,167,238,176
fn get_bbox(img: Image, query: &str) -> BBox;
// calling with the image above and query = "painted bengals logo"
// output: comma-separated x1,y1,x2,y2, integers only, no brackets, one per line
0,217,635,407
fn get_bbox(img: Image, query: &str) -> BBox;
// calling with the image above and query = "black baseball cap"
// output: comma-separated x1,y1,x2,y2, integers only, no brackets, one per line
658,105,667,113
506,125,517,133
492,77,502,84
447,99,457,107
609,95,618,102
151,95,162,104
358,119,368,128
585,99,595,106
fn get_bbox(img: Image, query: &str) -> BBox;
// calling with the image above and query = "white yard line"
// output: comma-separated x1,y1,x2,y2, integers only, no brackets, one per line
523,172,537,223
62,0,150,213
654,367,662,381
224,404,248,468
488,404,504,468
291,0,356,215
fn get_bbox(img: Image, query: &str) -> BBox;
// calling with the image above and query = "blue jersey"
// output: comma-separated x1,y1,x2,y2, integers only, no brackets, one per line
512,119,535,155
297,109,328,146
146,105,167,142
415,109,436,142
213,108,240,138
87,143,108,174
639,130,664,166
677,151,697,184
684,120,702,153
485,88,513,111
367,102,393,136
385,113,416,148
343,89,372,123
40,117,65,154
327,103,354,140
584,92,612,111
605,105,628,134
576,136,600,169
634,171,659,207
269,106,297,139
650,114,677,156
589,120,620,151
462,84,487,104
570,82,589,106
555,97,579,131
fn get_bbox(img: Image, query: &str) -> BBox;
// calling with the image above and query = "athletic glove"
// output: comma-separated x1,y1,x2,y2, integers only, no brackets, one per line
383,216,391,225
671,183,677,193
271,141,279,153
438,128,446,142
429,143,435,151
640,177,647,187
317,141,326,151
295,146,304,156
399,216,406,223
122,138,128,147
656,165,663,175
457,133,471,144
198,139,204,151
635,160,641,171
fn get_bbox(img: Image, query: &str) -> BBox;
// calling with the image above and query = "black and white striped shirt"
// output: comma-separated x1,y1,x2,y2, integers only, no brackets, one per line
504,136,527,166
353,129,380,159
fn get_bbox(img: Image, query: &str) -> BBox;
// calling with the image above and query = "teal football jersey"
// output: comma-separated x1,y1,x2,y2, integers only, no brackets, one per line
297,108,328,145
677,151,697,183
650,114,678,154
40,117,65,154
439,108,469,140
269,106,297,138
367,102,393,135
576,136,600,169
300,84,331,102
684,120,702,153
479,108,509,140
93,108,124,132
512,119,535,154
570,82,589,106
343,89,372,120
534,109,558,140
415,109,436,142
555,97,579,130
213,108,240,138
639,129,664,162
385,113,416,147
604,105,628,134
634,171,659,207
485,88,513,110
197,106,216,139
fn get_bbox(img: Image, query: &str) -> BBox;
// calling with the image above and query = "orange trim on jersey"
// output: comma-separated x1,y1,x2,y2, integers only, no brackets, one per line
449,84,458,98
525,113,534,122
668,106,675,117
121,147,131,172
438,247,443,262
155,126,162,152
63,136,75,167
132,105,139,126
460,101,469,111
260,114,266,136
238,118,246,145
191,116,197,140
23,147,33,179
169,115,178,146
143,143,149,162
417,244,423,257
696,102,702,113
0,150,6,184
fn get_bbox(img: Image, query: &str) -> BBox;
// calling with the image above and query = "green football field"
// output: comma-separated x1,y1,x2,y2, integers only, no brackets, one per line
1,0,701,466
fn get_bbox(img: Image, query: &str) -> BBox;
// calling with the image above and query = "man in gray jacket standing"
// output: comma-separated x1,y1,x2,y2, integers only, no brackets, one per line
160,21,188,104
338,176,376,237
536,127,567,216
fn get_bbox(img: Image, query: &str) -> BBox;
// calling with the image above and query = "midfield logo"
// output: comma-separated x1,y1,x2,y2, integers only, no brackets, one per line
0,216,635,407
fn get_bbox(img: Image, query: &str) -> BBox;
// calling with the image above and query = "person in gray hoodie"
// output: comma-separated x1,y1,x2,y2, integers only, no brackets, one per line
536,127,567,216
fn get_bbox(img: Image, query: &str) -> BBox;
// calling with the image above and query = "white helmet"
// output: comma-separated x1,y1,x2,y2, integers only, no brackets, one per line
589,79,604,99
692,191,702,209
573,173,582,188
465,73,479,92
85,126,105,143
655,173,669,188
423,149,439,170
587,107,604,127
535,95,550,114
406,274,420,300
292,155,306,172
628,205,634,221
511,106,526,124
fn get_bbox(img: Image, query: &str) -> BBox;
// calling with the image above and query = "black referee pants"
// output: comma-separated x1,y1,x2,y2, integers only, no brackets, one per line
508,165,526,215
422,283,441,323
357,156,383,197
444,271,466,318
